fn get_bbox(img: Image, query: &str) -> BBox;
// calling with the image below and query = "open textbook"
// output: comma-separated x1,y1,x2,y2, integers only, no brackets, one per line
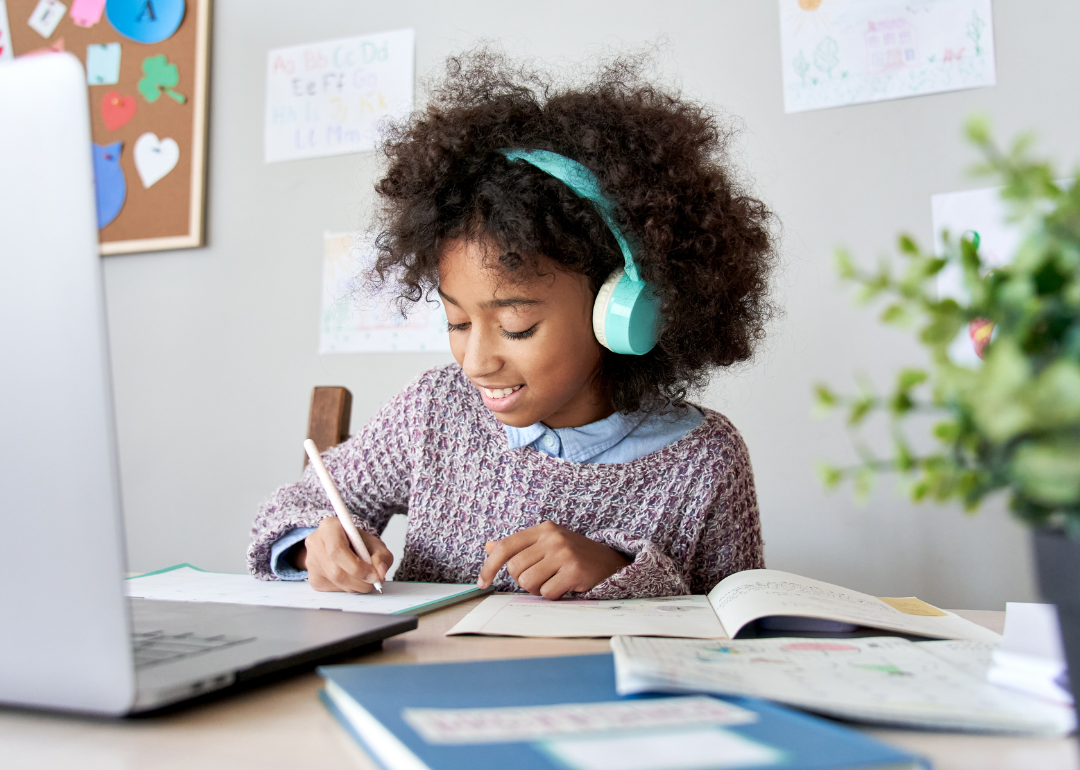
611,636,1075,736
126,564,490,615
447,569,1001,642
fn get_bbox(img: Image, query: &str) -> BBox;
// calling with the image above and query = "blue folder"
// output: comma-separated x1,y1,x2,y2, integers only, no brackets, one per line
318,653,929,770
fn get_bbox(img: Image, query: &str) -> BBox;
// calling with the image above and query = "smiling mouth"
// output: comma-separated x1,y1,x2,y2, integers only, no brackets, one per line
482,385,523,399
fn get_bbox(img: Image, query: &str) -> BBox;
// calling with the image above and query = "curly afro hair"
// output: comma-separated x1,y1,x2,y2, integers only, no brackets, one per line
371,48,777,414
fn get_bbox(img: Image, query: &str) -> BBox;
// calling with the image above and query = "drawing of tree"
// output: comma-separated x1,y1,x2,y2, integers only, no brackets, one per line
967,10,986,56
814,37,840,79
793,50,810,85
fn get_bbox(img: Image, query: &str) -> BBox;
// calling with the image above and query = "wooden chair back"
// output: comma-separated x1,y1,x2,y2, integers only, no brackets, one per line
304,386,352,466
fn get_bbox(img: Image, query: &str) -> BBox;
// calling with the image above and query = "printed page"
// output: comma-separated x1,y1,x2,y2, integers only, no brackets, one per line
707,569,1001,642
612,636,1074,735
446,594,727,639
126,565,481,615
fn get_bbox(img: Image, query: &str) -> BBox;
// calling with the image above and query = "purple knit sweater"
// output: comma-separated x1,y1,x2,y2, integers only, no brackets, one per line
247,365,764,599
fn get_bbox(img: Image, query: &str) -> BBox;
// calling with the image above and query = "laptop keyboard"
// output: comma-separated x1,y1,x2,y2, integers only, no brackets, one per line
132,630,256,670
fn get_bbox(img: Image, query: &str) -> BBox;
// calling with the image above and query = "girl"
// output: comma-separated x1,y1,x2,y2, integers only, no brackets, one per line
247,51,775,600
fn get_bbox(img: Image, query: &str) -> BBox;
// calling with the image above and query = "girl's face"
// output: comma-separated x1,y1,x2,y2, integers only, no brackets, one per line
438,238,612,429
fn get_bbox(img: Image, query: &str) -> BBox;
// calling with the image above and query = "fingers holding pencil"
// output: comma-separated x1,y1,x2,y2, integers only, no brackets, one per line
303,439,387,594
300,518,393,593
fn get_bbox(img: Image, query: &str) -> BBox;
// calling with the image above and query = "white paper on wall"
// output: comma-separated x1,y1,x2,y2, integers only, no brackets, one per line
320,232,451,354
930,185,1017,364
779,0,995,114
265,29,414,163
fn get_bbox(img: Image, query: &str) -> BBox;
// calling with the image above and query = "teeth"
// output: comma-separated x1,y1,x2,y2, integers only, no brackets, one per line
483,385,523,399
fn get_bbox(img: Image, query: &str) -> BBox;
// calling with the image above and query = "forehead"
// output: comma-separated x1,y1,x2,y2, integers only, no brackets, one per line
437,238,558,306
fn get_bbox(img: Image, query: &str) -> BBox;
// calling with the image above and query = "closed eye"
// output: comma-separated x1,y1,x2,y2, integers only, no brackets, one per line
502,324,538,340
447,321,470,332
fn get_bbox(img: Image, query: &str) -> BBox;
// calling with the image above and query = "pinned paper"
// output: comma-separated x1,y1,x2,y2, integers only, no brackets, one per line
86,42,121,85
133,131,178,187
779,0,996,113
106,0,184,44
0,1,14,62
70,0,105,27
92,141,126,229
877,597,948,617
27,0,65,38
101,90,136,130
265,29,415,163
931,185,1020,365
138,54,185,103
320,232,451,354
22,36,65,56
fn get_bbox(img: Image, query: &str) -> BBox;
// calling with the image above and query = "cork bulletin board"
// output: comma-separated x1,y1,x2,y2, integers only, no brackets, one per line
6,0,210,255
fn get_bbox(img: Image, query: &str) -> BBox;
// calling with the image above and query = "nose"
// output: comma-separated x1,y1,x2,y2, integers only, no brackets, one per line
458,323,503,380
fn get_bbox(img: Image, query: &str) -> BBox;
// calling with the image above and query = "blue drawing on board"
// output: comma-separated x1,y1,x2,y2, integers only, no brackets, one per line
92,141,127,229
106,0,185,44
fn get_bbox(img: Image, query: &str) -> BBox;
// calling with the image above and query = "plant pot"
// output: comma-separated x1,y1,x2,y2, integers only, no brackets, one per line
1032,528,1080,714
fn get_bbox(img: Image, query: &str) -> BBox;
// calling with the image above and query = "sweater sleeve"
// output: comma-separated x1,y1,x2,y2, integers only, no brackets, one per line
578,422,764,600
245,376,428,580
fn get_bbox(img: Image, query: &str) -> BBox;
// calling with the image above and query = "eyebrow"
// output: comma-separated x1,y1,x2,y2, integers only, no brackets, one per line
437,289,544,310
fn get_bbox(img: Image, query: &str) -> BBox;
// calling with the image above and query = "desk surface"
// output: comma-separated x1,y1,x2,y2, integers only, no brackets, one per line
2,600,1076,770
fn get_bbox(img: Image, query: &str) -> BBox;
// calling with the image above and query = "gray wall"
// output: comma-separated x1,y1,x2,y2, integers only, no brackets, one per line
104,0,1080,609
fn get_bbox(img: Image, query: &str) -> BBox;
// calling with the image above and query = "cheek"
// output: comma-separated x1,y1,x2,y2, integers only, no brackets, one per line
448,332,466,366
525,322,603,388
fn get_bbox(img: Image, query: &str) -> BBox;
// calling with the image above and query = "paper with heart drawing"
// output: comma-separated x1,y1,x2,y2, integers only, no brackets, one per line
134,132,179,188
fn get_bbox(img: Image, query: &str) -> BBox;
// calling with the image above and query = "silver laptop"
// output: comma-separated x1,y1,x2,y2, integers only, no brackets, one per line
0,53,415,716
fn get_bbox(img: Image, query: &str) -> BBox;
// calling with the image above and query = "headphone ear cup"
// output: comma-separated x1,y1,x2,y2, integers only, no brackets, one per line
592,269,660,355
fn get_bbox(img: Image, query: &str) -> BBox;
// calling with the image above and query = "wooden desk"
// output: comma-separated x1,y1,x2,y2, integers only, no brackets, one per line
2,601,1076,770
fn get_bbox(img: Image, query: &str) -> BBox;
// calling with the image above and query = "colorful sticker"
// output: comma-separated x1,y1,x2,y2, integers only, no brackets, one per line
27,0,66,38
138,53,185,103
0,1,13,61
105,0,184,44
876,596,948,617
69,0,104,27
133,132,178,187
85,42,121,84
92,141,126,229
101,90,136,130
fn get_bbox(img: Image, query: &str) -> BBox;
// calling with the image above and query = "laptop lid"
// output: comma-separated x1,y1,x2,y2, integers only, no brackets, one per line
0,53,136,715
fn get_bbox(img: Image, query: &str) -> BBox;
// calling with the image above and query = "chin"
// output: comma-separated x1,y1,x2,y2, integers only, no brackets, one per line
490,411,538,428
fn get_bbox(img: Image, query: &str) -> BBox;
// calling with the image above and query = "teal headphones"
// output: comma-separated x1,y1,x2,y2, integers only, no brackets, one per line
499,149,661,355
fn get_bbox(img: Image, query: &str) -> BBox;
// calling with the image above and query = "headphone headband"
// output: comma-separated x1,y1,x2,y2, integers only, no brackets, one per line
498,149,641,283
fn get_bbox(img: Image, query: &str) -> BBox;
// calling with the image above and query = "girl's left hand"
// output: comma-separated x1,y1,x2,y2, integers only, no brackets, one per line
477,521,630,599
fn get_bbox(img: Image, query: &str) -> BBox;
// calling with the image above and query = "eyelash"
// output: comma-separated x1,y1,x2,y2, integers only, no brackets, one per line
446,322,538,340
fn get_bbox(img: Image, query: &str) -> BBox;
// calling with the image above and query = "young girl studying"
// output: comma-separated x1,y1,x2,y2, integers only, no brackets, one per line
247,51,776,600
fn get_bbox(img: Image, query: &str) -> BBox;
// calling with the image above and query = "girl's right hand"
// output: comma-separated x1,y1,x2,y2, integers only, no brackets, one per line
293,517,393,593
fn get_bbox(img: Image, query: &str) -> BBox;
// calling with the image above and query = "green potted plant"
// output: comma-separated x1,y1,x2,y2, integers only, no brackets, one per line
814,117,1080,709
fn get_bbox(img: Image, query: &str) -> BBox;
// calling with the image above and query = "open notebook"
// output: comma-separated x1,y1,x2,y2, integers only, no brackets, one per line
447,568,1001,642
126,564,491,615
612,636,1075,736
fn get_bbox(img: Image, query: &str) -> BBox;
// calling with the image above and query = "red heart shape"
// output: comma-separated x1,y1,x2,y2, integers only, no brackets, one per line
101,91,137,132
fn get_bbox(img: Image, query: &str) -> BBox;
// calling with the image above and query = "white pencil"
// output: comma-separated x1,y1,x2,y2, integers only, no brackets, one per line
303,439,384,594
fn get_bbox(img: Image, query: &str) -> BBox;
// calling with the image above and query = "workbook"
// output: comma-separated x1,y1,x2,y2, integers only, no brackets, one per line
611,636,1076,736
318,653,929,770
125,564,490,615
446,568,1002,642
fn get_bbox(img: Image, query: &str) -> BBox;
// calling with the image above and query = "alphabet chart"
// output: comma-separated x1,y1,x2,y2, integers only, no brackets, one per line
264,28,414,163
